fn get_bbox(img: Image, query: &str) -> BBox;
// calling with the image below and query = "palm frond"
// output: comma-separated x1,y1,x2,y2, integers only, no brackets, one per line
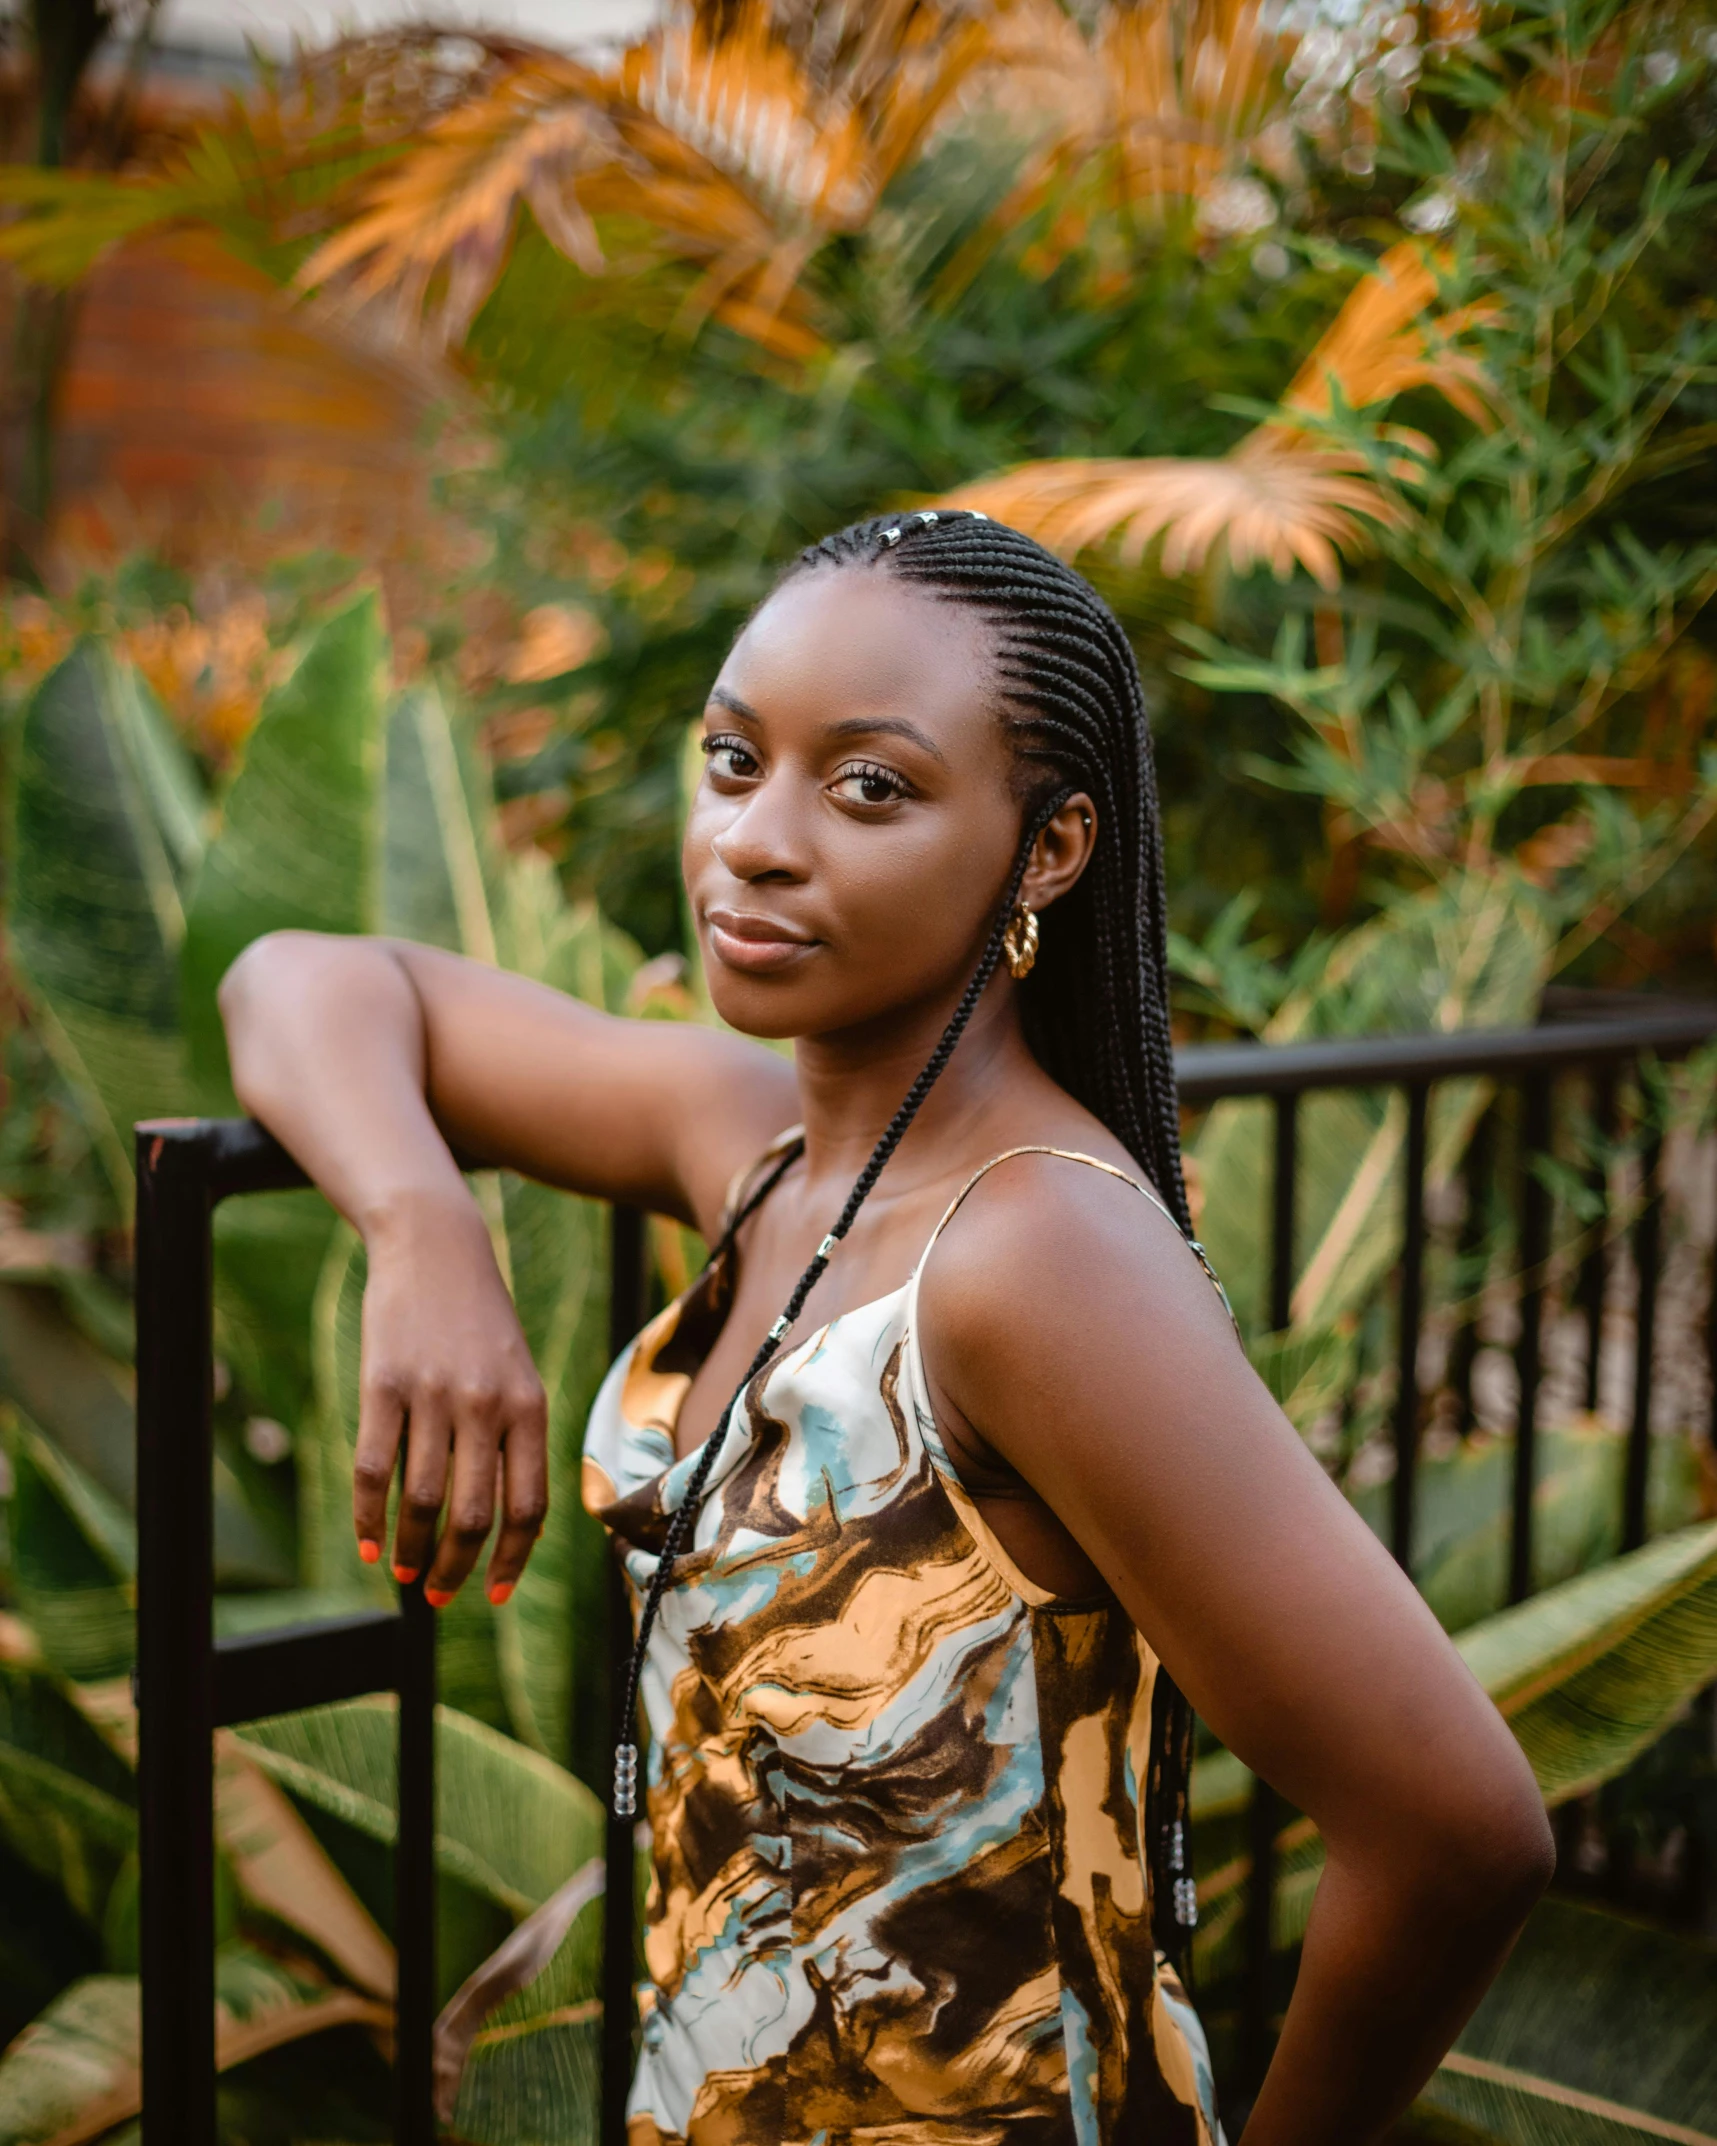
948,241,1495,586
1284,240,1499,430
299,0,998,359
947,432,1409,591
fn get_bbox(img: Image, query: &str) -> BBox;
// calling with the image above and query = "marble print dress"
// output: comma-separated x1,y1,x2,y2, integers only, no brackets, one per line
582,1143,1225,2146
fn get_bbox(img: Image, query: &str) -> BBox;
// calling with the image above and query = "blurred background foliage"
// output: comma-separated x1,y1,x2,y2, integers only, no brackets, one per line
0,0,1713,2138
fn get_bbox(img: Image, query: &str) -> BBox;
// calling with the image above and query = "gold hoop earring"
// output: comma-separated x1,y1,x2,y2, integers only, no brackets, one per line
1002,901,1039,980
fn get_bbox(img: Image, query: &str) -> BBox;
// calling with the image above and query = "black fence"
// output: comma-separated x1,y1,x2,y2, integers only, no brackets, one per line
133,998,1716,2139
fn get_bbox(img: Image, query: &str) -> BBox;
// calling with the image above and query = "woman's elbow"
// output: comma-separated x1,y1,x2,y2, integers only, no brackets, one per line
1423,1742,1555,1939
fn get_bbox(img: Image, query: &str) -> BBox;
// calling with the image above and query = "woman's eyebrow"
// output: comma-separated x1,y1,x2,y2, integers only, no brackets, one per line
827,716,947,764
707,686,760,722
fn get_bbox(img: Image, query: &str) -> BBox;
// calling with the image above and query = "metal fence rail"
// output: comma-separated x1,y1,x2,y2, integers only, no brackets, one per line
1181,1000,1717,2087
133,1000,1716,2137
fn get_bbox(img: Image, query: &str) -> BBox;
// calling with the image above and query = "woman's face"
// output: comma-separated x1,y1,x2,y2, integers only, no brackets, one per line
682,566,1091,1042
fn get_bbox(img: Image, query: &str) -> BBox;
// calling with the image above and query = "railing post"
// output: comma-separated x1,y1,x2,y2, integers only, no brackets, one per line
135,1126,218,2146
1243,1094,1297,2092
396,1577,437,2145
602,1205,650,2146
1510,1075,1553,1603
1392,1084,1429,1569
1623,1125,1663,1553
1450,1105,1490,1436
1579,1072,1616,1413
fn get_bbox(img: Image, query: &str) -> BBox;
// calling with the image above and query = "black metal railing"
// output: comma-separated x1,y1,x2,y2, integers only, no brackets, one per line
133,1118,644,2146
134,997,1717,2138
1175,1000,1717,2089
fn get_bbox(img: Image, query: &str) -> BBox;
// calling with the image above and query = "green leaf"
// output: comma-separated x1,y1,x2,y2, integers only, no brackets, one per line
7,643,205,1202
180,593,388,1094
233,1696,605,1923
0,1946,390,2146
0,1416,134,1682
0,1285,291,1595
1194,1523,1717,1982
1460,1519,1717,1807
1421,1897,1717,2144
0,1663,134,1933
382,682,506,959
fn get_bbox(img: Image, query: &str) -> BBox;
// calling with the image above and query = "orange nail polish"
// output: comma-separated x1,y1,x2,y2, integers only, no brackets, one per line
425,1587,455,1609
358,1539,381,1564
488,1581,515,1607
393,1563,419,1584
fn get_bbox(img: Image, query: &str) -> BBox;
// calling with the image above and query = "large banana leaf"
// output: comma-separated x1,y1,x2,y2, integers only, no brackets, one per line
179,592,387,1095
233,1697,604,1925
1418,1896,1717,2145
7,645,204,1203
435,1857,605,2139
1193,872,1550,1335
0,1287,291,1595
0,1418,134,1683
1193,1521,1717,1984
0,1665,134,1934
1462,1520,1717,1806
0,1945,390,2146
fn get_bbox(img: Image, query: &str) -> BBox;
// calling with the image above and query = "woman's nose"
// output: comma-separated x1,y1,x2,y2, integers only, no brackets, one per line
710,776,811,882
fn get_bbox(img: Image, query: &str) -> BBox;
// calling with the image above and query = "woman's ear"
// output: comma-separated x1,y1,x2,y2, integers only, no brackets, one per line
1020,795,1097,914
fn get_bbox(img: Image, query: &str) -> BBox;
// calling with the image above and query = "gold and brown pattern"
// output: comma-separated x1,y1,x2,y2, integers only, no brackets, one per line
582,1148,1225,2146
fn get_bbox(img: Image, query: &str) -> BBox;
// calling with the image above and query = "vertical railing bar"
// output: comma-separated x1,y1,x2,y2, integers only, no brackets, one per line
1510,1074,1554,1604
1269,1091,1298,1334
1451,1104,1490,1436
135,1129,218,2146
1623,1118,1663,1553
395,1572,437,2145
1392,1084,1429,1570
1243,1092,1298,2094
602,1205,650,2146
1580,1071,1616,1415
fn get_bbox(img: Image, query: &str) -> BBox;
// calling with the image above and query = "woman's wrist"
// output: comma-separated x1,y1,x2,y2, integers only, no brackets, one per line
355,1173,488,1254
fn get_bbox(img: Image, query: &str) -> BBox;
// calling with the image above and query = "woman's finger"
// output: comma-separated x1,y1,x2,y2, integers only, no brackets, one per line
353,1369,407,1565
485,1394,550,1605
392,1383,455,1583
422,1382,506,1604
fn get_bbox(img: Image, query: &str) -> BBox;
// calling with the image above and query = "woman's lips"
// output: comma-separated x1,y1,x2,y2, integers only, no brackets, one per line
705,908,819,975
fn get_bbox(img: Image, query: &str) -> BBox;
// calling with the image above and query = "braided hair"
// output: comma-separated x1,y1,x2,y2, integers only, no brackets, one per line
614,506,1202,1963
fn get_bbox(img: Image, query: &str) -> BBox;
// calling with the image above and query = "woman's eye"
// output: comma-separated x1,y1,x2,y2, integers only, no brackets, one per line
831,762,907,806
702,734,760,781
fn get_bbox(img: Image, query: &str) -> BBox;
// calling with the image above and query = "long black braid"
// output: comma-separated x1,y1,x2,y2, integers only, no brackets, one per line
613,507,1207,1965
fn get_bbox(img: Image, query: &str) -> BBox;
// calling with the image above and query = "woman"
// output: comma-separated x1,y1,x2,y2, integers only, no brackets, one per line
220,511,1552,2146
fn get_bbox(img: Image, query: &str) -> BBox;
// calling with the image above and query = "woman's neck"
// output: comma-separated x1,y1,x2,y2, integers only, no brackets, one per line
789,977,1045,1199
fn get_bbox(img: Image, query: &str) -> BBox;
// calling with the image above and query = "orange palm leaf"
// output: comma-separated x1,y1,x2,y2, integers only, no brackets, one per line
300,1,998,358
947,242,1495,587
947,431,1408,591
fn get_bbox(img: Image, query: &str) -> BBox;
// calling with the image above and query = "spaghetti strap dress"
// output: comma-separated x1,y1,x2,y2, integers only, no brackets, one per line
582,1138,1227,2146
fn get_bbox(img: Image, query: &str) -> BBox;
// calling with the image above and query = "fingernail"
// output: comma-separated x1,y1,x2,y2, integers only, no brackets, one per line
488,1580,515,1606
425,1587,456,1609
358,1539,381,1564
393,1563,419,1584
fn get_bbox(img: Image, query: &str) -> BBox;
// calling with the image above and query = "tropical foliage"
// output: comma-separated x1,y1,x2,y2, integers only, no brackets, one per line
0,0,1714,2136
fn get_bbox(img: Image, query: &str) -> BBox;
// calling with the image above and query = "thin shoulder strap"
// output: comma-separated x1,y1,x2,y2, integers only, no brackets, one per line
913,1146,1239,1334
715,1123,805,1244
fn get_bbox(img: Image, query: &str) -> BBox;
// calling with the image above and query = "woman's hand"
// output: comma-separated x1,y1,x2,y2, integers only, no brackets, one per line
353,1187,549,1604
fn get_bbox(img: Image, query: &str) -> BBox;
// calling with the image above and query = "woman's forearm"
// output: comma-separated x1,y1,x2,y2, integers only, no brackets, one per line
219,931,475,1242
1237,1817,1551,2145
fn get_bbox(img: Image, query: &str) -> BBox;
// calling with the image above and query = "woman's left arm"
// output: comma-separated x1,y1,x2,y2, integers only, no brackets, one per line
920,1159,1554,2146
